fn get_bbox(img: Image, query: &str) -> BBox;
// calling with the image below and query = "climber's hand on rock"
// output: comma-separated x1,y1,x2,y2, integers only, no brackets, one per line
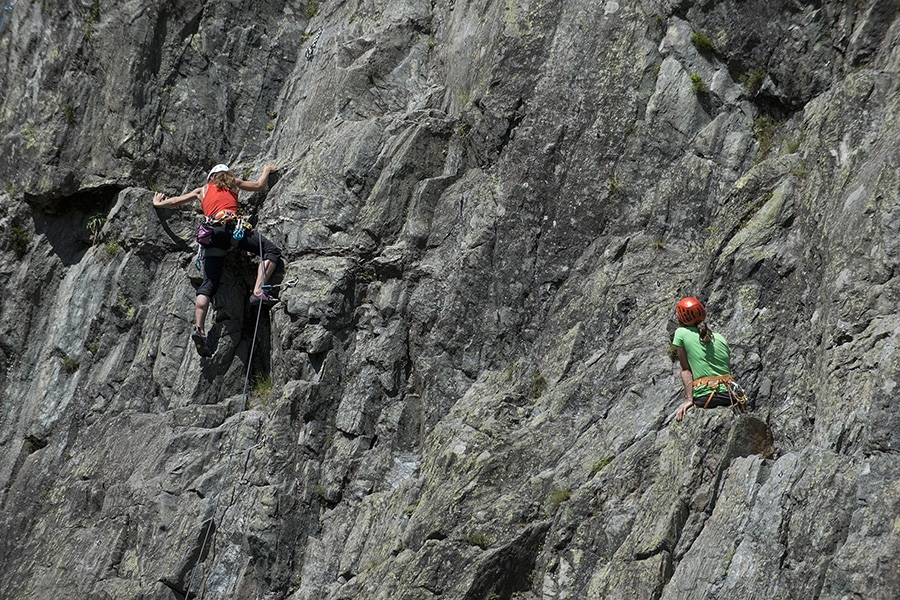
675,400,693,422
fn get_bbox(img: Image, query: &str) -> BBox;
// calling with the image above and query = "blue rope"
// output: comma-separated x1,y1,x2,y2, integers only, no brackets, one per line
0,2,14,36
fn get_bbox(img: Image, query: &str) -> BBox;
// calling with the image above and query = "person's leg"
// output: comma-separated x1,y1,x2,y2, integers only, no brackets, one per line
253,260,277,296
196,254,225,335
195,294,211,333
240,230,283,298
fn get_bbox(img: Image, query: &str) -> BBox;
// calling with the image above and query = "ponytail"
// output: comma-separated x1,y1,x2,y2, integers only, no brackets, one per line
697,320,712,344
211,171,239,195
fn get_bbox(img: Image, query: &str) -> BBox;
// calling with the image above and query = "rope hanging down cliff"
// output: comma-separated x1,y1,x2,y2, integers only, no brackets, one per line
183,231,270,600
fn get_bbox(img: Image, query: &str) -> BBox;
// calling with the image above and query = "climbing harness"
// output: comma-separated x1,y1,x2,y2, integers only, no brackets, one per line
204,211,253,241
0,1,16,36
693,374,749,412
183,226,272,599
305,27,323,61
195,212,254,264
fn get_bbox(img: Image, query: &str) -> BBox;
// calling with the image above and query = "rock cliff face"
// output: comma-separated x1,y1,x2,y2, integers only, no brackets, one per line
2,0,900,598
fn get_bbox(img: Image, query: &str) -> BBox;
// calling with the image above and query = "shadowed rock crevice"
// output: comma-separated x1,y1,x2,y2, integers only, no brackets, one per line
463,521,552,600
26,183,125,265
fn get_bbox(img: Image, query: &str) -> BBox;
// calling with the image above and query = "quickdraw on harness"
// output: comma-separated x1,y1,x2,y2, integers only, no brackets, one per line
207,210,254,240
692,374,749,412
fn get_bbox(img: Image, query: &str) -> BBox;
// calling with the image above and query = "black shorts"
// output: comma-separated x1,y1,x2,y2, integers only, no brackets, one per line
692,392,735,409
197,225,282,298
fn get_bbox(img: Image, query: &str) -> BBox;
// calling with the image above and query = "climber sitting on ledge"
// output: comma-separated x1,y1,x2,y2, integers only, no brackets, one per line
152,163,283,357
671,297,749,421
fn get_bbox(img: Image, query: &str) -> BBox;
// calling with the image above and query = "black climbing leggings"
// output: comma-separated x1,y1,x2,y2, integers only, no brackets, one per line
197,226,282,298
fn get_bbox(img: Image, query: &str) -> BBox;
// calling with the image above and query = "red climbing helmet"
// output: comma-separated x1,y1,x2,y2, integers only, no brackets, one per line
676,297,706,326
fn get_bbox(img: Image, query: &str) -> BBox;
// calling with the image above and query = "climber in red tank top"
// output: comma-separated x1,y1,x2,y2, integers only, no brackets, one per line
201,181,239,219
152,163,282,357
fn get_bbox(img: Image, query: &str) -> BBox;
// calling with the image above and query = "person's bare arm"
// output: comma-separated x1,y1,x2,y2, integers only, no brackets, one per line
675,346,694,421
153,186,204,208
236,164,278,192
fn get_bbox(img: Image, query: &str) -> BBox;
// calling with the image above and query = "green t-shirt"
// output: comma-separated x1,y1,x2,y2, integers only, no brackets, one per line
672,326,731,398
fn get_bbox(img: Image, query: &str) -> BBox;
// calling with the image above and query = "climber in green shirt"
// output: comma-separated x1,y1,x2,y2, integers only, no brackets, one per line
671,297,746,421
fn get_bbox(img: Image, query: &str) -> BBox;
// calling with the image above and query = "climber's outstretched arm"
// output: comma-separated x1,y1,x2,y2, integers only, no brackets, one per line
237,165,278,192
153,186,204,208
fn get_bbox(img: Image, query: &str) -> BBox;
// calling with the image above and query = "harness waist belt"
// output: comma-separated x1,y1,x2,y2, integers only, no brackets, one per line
692,374,747,411
207,210,242,224
692,374,734,389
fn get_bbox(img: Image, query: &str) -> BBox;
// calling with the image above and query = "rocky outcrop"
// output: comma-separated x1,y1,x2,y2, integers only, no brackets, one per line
1,0,900,599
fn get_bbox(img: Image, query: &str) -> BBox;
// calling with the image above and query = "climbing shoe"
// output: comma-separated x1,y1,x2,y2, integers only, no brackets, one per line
249,292,278,306
191,328,212,357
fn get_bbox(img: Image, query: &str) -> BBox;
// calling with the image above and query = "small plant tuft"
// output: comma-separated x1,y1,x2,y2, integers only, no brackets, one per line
64,103,76,126
10,225,31,257
590,456,614,477
252,373,273,403
117,294,136,321
266,109,277,138
502,363,515,381
608,177,625,196
690,31,714,53
753,115,780,159
467,532,489,549
740,68,767,96
667,343,679,360
784,135,802,154
61,355,80,373
87,213,105,244
305,0,318,19
549,488,571,509
103,239,120,258
690,73,708,94
84,0,100,40
531,373,548,399
789,159,808,179
313,484,328,503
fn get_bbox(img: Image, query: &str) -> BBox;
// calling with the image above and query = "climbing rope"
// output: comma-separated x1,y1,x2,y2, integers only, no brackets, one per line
0,1,16,35
184,228,270,599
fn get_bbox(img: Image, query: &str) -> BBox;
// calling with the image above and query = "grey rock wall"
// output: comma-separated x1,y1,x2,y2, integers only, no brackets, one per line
1,0,899,599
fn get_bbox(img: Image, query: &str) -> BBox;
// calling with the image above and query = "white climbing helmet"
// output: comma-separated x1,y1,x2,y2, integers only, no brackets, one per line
207,163,230,181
